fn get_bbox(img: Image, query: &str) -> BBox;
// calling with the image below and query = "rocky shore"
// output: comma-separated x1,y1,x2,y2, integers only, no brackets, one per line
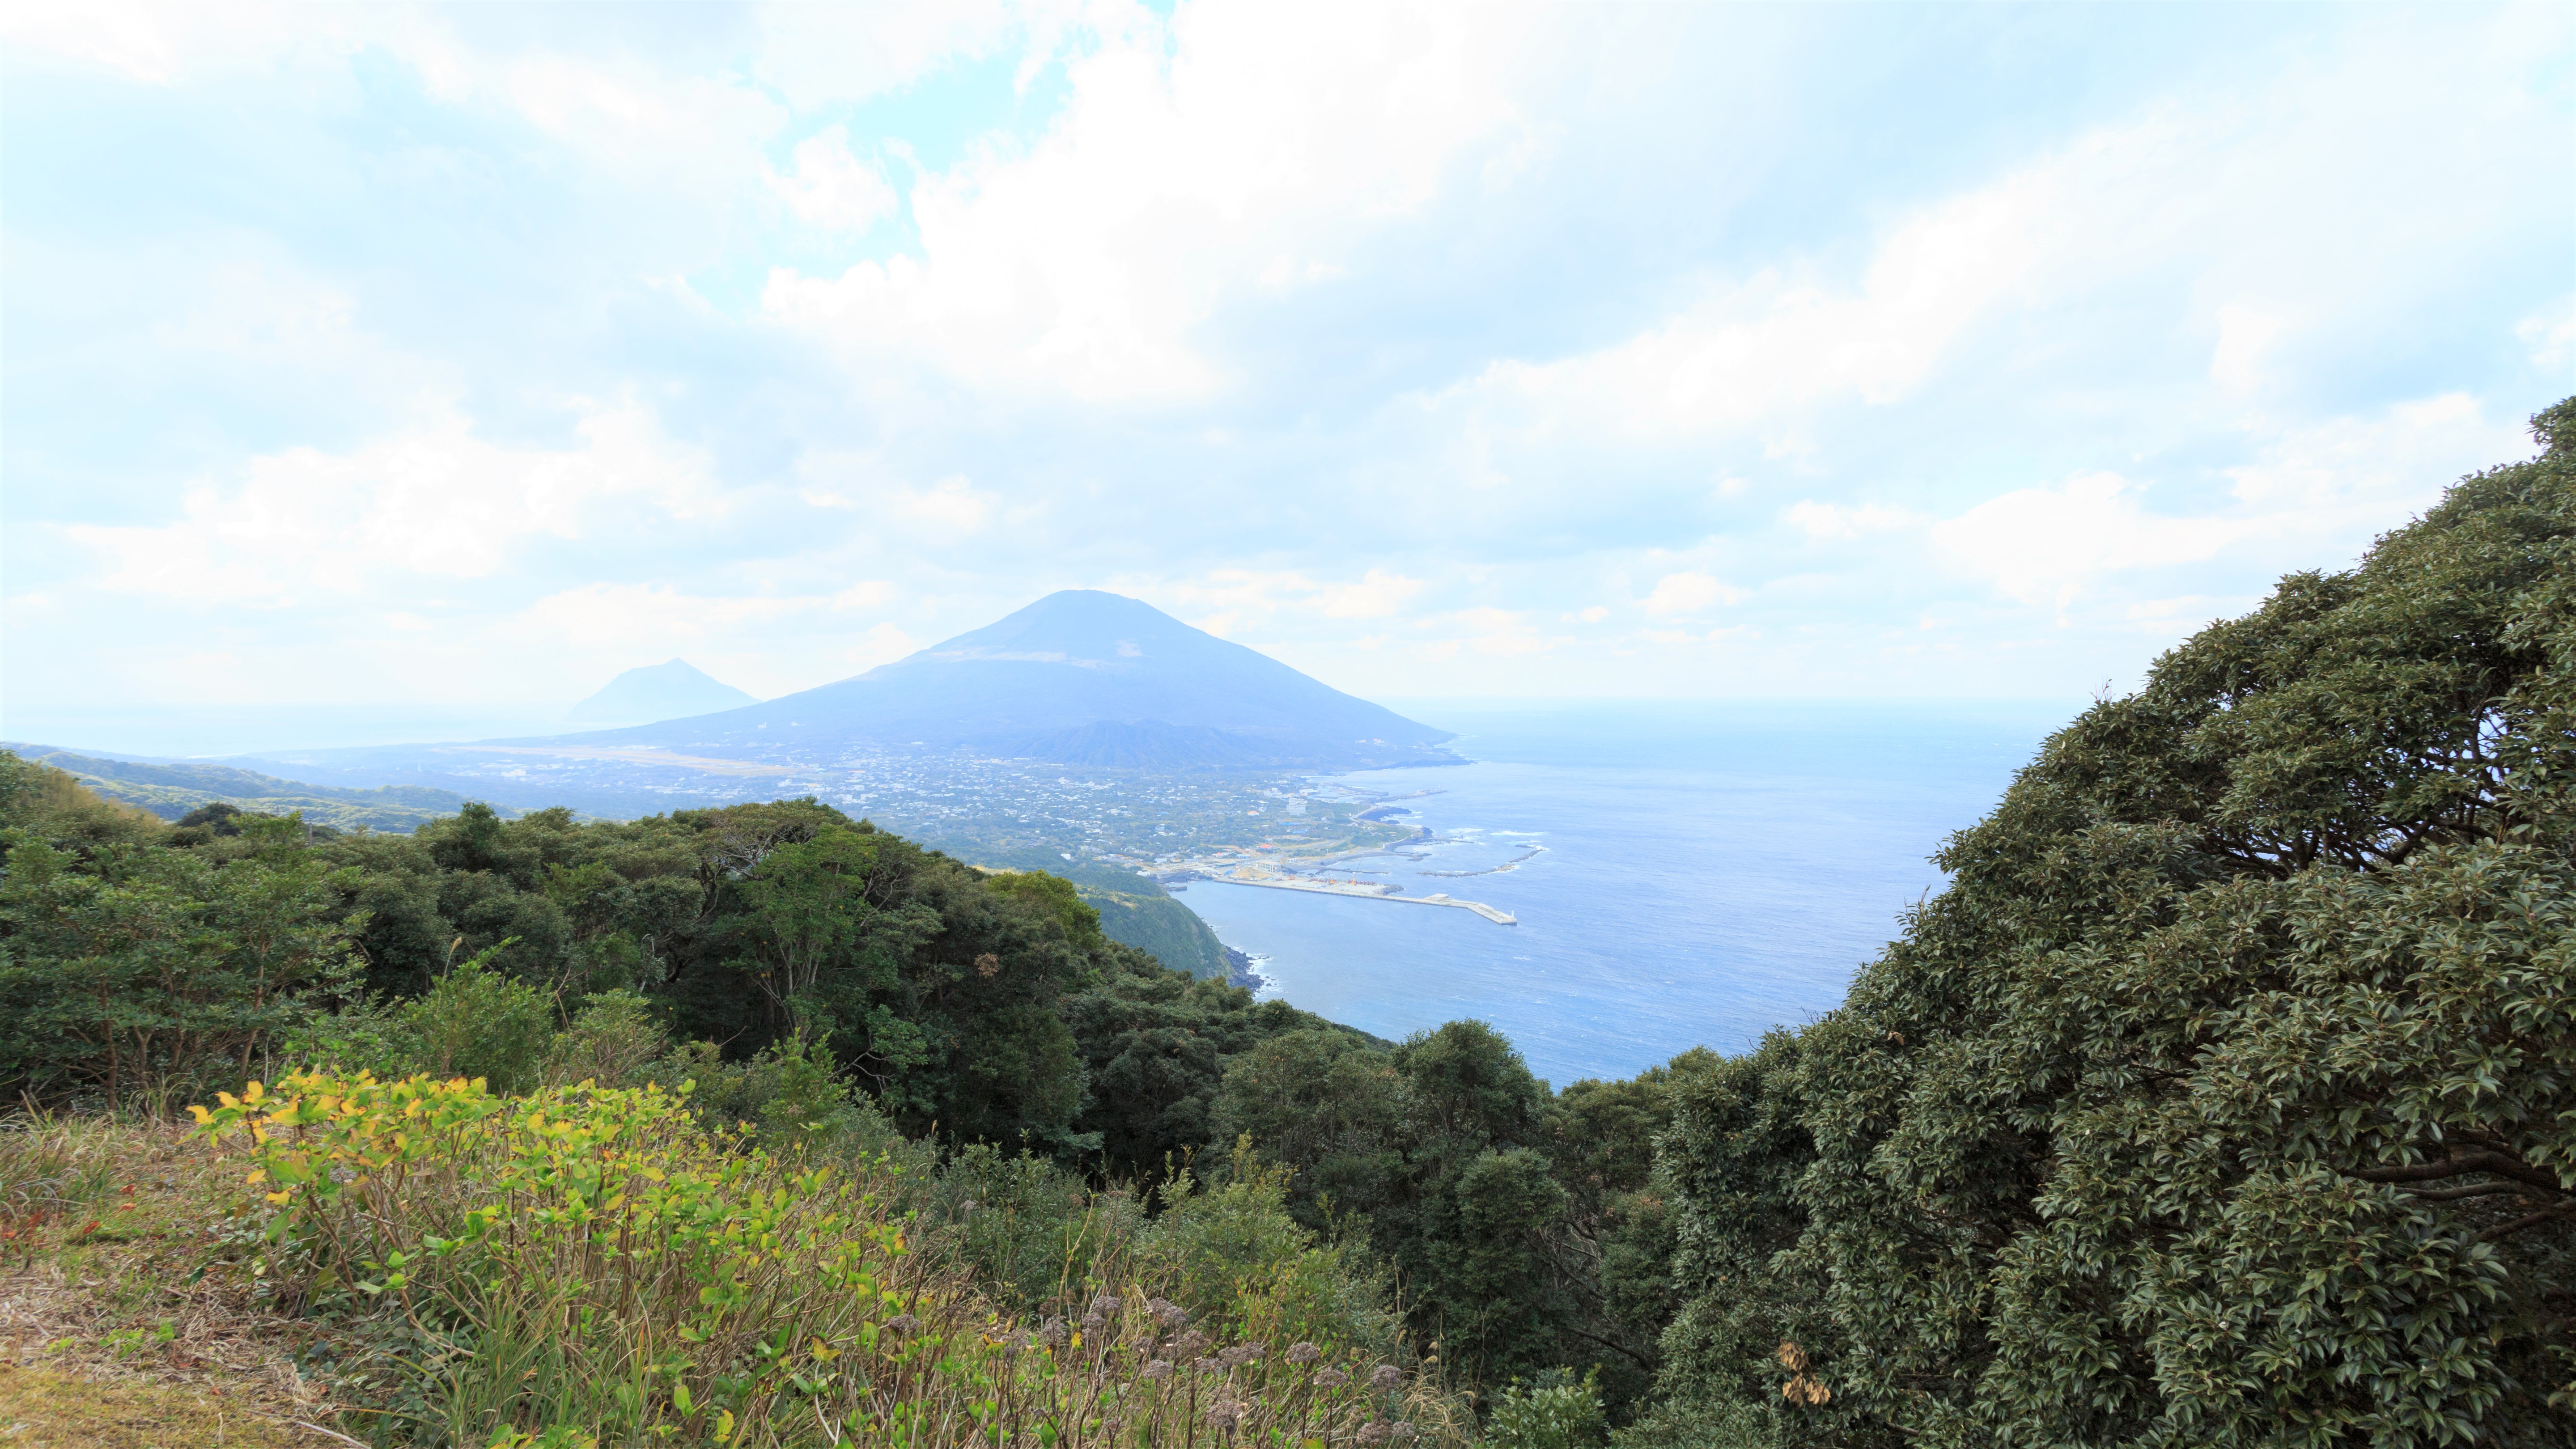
1224,945,1273,992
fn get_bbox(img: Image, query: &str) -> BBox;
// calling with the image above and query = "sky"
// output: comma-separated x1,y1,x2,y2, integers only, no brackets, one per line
5,0,2572,736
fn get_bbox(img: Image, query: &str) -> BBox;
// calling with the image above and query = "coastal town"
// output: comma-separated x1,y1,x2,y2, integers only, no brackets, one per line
257,733,1539,921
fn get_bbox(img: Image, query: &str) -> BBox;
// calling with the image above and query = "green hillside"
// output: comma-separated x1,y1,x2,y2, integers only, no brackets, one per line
962,850,1233,978
4,744,500,832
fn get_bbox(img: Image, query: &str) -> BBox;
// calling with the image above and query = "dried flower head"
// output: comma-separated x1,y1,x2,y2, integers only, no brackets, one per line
1194,1356,1223,1376
1314,1368,1350,1388
1390,1424,1418,1442
1205,1398,1245,1432
1287,1342,1324,1364
1370,1364,1403,1391
1176,1329,1212,1357
1152,1298,1188,1328
1090,1293,1123,1316
885,1314,918,1335
1358,1422,1393,1446
1039,1317,1068,1347
1142,1359,1174,1381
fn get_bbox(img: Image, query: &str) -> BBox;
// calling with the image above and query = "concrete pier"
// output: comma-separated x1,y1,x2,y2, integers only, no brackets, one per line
1211,868,1518,925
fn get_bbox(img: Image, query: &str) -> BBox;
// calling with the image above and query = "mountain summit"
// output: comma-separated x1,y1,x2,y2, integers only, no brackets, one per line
606,590,1455,769
567,659,758,725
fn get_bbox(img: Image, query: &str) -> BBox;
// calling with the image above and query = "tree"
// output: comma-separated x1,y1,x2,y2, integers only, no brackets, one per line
1215,1021,1681,1403
1650,399,2576,1445
0,831,364,1106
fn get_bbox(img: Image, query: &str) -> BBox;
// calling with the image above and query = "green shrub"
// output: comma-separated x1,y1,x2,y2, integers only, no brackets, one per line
924,1142,1142,1309
656,1029,900,1155
275,992,414,1080
395,947,551,1093
1608,1396,1769,1449
1488,1371,1610,1449
1141,1139,1408,1365
536,989,669,1089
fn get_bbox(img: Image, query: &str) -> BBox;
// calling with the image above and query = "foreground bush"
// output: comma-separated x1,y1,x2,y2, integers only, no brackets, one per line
193,1070,1460,1447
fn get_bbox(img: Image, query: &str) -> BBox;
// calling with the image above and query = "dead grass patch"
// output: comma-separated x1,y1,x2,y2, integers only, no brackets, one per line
0,1365,318,1447
0,1117,340,1436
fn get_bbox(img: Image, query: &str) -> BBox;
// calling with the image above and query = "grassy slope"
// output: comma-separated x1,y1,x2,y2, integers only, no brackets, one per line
0,1119,327,1445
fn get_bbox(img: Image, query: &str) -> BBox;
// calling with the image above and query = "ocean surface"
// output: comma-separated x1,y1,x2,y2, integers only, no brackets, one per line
1170,700,2071,1086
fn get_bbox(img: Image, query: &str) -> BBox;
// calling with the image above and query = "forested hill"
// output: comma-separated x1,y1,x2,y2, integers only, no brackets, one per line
3,742,501,832
0,771,1350,1167
2,402,2572,1445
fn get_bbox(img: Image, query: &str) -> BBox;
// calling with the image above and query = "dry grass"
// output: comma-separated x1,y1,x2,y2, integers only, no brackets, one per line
0,1116,337,1438
0,1366,317,1447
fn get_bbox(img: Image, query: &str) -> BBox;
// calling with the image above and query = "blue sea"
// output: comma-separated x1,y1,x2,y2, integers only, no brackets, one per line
1170,700,2071,1086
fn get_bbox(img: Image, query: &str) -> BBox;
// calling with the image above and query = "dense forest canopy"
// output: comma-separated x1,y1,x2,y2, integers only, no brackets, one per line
1638,398,2576,1447
2,400,2572,1445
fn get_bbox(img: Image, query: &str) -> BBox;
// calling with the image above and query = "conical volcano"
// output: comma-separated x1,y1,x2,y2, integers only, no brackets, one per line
567,658,757,724
599,590,1456,769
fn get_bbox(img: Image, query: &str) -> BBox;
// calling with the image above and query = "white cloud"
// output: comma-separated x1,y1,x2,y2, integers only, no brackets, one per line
500,583,917,695
763,2,1539,401
2520,297,2576,371
2210,305,2286,393
2222,392,2523,515
1429,124,2101,441
521,583,807,649
1316,568,1426,619
1414,8,2565,460
844,623,920,669
1934,473,2246,612
0,1,327,85
1783,501,1922,541
68,399,726,602
898,476,995,534
1419,606,1561,658
1641,572,1744,617
751,0,1033,109
1933,393,2522,614
5,5,790,205
768,127,900,232
1146,567,1432,639
486,52,785,190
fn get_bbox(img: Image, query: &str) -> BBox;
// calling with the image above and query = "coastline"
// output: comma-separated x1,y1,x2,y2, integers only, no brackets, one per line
1223,945,1274,993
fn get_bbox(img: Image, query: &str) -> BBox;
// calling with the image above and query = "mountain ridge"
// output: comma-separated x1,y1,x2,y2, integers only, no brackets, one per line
567,658,757,725
583,590,1457,771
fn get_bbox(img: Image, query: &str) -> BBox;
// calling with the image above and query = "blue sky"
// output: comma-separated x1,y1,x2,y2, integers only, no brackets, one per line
5,1,2571,726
